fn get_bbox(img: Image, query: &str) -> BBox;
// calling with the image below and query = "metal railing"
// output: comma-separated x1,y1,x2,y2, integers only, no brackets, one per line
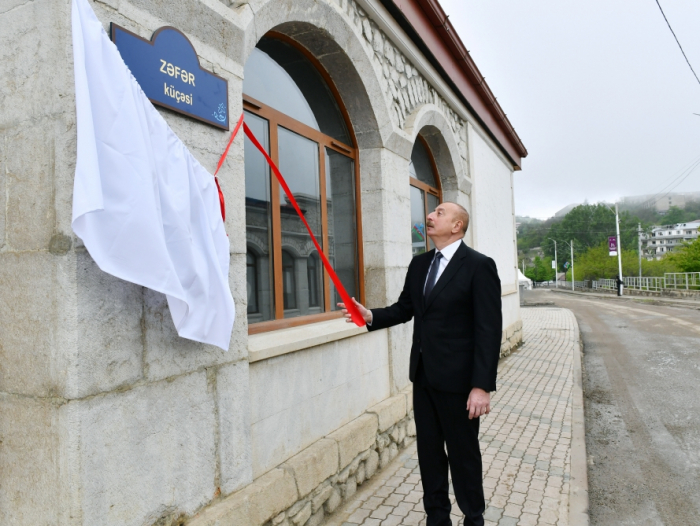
594,279,616,291
588,272,700,292
623,276,664,291
665,272,700,290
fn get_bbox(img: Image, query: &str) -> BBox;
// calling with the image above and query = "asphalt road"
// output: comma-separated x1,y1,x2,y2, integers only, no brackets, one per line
522,289,700,526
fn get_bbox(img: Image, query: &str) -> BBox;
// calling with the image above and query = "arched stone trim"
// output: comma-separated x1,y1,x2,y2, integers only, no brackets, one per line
246,233,269,256
240,0,393,151
404,104,470,196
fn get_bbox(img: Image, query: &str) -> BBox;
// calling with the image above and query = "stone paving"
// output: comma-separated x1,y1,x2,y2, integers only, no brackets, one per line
325,308,579,526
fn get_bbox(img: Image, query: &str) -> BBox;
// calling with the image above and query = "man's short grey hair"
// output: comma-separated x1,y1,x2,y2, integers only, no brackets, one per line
444,201,470,235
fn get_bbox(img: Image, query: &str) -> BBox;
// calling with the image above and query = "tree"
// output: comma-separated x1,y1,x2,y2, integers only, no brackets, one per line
563,242,679,280
516,216,560,252
663,206,686,225
667,237,700,272
545,204,640,260
524,256,555,282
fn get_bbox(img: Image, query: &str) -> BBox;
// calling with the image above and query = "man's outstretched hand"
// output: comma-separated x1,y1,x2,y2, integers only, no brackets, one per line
337,297,372,325
467,387,490,419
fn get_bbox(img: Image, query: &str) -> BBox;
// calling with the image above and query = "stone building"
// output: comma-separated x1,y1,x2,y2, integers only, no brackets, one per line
0,0,527,525
642,220,700,260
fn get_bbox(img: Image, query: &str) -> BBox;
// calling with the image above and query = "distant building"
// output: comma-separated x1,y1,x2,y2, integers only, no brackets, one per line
554,203,580,218
621,191,700,213
642,220,700,260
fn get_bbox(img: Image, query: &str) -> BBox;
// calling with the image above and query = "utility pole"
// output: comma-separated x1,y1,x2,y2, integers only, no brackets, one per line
548,238,558,288
571,240,574,291
615,203,623,296
638,222,642,278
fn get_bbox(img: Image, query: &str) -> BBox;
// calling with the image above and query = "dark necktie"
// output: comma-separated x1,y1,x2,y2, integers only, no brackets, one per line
424,252,443,298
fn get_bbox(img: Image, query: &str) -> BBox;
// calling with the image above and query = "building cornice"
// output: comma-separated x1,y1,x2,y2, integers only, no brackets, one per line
380,0,528,169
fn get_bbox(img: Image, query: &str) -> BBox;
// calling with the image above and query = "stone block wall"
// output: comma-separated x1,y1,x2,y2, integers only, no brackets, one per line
500,319,523,358
188,390,415,526
0,0,523,523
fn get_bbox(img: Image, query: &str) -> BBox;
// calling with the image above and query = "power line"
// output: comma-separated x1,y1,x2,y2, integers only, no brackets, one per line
654,0,700,87
641,154,700,208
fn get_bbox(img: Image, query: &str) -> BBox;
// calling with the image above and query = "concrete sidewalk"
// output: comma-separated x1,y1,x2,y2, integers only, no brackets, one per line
325,308,588,526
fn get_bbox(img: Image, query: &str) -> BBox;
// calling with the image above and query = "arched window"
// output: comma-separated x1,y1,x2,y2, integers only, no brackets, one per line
244,34,362,333
307,252,321,308
246,250,259,315
282,250,296,310
409,137,441,256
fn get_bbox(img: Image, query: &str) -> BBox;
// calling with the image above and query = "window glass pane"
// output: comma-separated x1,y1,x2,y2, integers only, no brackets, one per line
411,186,427,256
307,252,321,308
426,193,439,251
326,149,358,309
282,250,297,310
278,127,322,318
409,139,436,187
246,252,258,314
243,37,351,144
244,47,318,131
244,111,274,323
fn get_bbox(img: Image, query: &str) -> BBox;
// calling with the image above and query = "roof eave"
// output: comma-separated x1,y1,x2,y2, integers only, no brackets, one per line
385,0,528,170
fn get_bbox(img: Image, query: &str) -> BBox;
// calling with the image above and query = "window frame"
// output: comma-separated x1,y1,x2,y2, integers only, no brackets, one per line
409,135,442,253
244,32,365,335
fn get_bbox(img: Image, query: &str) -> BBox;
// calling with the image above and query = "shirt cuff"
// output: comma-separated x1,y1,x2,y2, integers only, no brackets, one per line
367,310,373,326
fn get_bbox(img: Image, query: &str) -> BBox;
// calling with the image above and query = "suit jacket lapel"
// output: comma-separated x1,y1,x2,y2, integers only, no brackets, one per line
424,242,468,311
415,249,434,314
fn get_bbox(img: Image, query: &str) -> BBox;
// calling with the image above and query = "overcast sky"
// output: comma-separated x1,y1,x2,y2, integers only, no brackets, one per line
439,0,700,219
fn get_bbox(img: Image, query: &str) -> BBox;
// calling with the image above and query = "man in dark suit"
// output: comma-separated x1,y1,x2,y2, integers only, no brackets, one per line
340,202,502,526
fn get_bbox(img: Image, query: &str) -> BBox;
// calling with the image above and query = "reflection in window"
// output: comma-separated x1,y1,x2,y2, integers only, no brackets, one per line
243,37,350,144
307,252,320,308
282,250,296,310
278,127,321,318
244,111,274,322
410,186,426,256
409,137,440,256
246,251,259,314
409,139,436,187
326,149,359,309
243,34,361,330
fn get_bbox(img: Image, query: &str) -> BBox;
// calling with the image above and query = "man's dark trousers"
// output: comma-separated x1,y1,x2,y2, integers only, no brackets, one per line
368,242,502,526
414,356,484,526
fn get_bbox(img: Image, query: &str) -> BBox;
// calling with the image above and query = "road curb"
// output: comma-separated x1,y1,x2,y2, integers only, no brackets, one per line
548,288,700,310
569,323,590,526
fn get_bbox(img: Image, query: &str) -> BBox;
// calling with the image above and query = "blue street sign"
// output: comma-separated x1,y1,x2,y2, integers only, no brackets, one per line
111,25,229,130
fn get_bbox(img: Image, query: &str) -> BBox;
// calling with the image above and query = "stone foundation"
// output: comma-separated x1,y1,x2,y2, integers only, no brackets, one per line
188,390,416,526
189,321,523,526
500,319,523,358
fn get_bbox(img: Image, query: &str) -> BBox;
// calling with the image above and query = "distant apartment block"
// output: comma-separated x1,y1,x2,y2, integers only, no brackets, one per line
621,191,700,213
642,220,700,260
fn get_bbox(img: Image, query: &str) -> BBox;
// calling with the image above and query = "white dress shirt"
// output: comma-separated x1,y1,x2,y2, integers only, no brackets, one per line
424,239,462,290
368,239,463,326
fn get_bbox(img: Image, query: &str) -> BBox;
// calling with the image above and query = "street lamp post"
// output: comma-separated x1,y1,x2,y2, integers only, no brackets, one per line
561,240,574,291
548,238,558,288
570,240,574,291
615,203,623,296
604,203,625,296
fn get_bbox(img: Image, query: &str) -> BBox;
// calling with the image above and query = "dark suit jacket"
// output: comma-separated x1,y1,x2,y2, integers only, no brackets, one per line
368,242,502,394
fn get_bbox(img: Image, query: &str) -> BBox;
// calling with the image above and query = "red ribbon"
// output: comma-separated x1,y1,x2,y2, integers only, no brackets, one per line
212,113,245,221
214,113,366,327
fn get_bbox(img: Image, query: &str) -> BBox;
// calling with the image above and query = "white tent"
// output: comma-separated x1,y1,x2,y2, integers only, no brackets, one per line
518,269,532,290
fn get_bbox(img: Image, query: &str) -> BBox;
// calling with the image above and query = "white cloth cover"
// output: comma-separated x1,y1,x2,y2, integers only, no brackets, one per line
71,0,234,350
